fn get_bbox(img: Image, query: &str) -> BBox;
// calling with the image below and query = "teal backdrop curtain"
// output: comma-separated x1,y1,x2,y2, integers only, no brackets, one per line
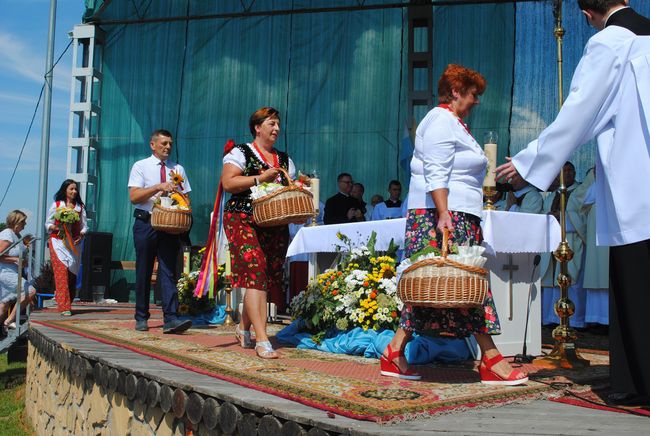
82,0,650,297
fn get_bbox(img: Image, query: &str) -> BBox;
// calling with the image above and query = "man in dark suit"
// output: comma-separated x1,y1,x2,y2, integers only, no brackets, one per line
323,173,364,224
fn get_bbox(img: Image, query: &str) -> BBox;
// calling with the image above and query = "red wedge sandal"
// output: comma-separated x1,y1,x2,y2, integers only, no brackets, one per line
479,353,528,386
380,344,422,380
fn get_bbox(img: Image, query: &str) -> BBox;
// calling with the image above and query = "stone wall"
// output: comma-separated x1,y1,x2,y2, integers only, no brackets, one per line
26,329,335,435
25,344,184,435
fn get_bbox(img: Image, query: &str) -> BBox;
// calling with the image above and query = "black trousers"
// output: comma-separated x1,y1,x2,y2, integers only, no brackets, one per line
133,217,180,324
609,239,650,396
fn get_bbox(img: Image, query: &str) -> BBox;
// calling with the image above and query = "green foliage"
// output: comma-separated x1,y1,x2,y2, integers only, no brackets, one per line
0,354,30,435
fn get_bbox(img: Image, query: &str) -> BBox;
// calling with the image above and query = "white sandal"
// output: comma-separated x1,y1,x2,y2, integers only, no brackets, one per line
255,341,279,359
235,326,254,349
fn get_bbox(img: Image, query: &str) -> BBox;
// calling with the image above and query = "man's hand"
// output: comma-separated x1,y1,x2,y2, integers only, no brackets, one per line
346,208,359,220
495,157,524,185
157,182,176,193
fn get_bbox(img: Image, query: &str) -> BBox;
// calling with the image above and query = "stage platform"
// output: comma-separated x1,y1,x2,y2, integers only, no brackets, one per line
25,304,649,435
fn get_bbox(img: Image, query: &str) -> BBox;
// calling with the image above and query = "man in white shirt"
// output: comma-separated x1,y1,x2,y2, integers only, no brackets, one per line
371,180,404,220
128,129,192,334
496,0,650,406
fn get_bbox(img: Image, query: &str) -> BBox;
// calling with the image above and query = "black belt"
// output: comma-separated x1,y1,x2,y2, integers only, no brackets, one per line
133,209,151,222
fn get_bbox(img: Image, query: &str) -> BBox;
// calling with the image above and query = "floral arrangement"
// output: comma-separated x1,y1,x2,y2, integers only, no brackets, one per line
250,182,284,199
53,206,81,252
176,250,225,316
155,170,191,210
289,231,402,343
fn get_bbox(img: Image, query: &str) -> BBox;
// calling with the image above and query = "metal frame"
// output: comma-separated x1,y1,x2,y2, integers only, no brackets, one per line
67,25,105,229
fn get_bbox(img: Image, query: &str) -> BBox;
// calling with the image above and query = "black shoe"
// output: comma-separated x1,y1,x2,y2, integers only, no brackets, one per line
135,320,148,331
163,319,192,334
606,392,650,407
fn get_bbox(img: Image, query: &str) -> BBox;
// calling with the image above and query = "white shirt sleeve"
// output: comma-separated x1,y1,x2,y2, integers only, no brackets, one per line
127,161,145,188
222,147,246,171
80,206,88,234
512,37,622,191
421,114,456,192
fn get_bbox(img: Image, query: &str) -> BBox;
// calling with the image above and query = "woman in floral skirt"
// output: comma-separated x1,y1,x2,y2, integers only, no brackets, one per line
221,107,298,359
381,65,528,385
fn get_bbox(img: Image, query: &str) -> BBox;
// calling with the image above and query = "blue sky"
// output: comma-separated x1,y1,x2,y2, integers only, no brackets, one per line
0,0,85,235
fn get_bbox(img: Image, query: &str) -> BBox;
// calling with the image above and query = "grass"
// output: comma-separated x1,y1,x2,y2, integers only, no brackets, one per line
0,353,32,435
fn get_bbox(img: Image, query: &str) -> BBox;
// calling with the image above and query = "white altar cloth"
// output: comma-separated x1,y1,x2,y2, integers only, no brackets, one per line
286,211,561,257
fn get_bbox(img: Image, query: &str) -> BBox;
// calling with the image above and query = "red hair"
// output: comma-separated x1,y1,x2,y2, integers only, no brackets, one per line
437,64,486,104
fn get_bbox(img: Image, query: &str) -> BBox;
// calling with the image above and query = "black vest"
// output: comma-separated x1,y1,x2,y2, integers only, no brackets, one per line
225,144,290,215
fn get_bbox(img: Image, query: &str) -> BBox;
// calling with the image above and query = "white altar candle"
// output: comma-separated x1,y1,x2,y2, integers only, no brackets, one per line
484,142,497,187
310,178,320,211
225,247,232,276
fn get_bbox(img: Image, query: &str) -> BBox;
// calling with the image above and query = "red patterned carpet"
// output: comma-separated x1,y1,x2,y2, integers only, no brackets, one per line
32,316,610,423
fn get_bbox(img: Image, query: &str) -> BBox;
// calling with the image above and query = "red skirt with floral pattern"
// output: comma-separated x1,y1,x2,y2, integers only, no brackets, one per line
223,211,289,310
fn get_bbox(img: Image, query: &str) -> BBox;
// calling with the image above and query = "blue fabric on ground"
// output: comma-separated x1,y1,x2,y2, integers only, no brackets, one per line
277,319,470,363
179,304,227,326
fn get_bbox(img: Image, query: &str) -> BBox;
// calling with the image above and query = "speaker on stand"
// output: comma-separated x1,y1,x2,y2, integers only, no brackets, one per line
80,232,113,302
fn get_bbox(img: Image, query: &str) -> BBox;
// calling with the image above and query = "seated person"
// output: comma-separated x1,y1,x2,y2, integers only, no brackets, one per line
0,210,35,333
505,177,543,214
365,194,384,221
371,180,403,220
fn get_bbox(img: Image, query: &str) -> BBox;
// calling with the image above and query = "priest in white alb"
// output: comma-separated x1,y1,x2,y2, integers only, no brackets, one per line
496,0,650,406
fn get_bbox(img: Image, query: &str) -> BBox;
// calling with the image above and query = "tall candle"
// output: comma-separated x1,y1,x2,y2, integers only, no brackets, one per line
225,246,232,276
310,178,320,211
484,143,497,187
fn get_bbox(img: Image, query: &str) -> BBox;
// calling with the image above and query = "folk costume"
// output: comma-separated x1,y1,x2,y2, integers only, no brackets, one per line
511,9,650,397
222,143,296,312
45,201,88,312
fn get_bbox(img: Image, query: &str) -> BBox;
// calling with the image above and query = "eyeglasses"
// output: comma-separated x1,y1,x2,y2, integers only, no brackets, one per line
340,180,352,184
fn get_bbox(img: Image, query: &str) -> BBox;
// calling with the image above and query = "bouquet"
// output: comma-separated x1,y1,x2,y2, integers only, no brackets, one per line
53,206,81,253
176,250,225,316
156,170,191,210
289,231,402,343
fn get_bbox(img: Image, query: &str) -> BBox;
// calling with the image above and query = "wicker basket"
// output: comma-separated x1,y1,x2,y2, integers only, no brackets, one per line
151,192,192,235
397,229,488,308
252,168,314,227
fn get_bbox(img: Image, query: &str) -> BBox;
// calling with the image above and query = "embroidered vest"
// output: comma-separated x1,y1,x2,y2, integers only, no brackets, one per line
225,144,290,215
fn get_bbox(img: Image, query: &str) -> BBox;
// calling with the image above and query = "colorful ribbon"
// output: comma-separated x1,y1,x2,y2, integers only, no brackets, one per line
194,139,235,298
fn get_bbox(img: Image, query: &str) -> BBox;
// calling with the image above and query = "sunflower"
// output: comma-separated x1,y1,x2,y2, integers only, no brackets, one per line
170,170,185,186
178,304,190,315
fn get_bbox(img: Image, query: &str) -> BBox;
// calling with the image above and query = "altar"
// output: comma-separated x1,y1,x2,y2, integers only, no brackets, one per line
286,211,561,357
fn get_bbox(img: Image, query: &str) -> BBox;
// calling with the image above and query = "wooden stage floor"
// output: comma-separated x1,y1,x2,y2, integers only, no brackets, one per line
27,304,649,435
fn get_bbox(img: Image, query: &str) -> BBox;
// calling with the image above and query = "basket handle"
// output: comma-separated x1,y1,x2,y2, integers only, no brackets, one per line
441,227,450,259
275,167,294,186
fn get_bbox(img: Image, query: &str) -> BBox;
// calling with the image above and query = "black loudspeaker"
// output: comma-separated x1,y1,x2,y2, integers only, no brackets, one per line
80,232,113,302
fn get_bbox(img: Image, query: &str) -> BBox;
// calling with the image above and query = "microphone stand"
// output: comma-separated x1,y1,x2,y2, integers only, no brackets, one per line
514,254,541,364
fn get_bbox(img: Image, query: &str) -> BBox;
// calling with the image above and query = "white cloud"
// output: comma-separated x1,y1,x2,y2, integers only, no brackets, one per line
0,30,71,92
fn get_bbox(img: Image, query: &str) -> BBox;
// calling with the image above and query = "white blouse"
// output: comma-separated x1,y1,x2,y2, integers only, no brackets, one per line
407,107,487,218
223,143,297,179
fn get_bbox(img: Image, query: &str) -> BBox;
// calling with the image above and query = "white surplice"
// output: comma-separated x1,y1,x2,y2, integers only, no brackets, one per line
512,27,650,247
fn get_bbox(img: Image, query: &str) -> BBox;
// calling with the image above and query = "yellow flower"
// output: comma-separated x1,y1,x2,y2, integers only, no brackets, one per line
170,170,185,185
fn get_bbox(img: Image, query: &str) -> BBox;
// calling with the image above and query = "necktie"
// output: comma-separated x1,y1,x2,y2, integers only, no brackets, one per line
160,161,167,183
